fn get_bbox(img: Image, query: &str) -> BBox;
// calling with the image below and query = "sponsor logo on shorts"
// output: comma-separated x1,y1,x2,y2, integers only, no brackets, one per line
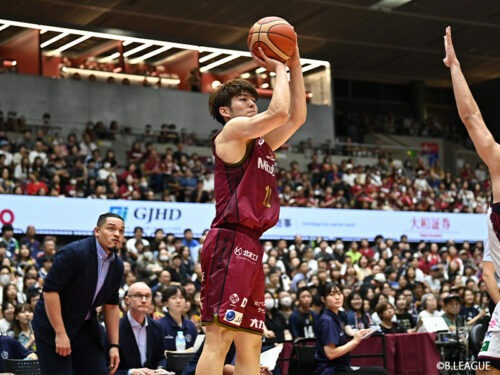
250,319,265,330
241,298,248,308
224,310,243,326
229,293,240,305
233,246,258,262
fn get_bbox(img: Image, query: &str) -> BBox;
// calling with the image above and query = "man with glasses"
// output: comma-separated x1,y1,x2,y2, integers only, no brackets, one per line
114,282,167,375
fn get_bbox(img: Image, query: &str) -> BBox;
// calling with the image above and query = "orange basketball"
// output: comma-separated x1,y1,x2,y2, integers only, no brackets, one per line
247,16,296,63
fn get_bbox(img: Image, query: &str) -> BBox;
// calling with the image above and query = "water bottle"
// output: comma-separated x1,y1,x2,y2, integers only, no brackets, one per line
175,330,186,352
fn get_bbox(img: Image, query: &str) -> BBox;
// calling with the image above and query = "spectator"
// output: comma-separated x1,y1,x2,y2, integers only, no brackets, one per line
416,293,441,330
158,285,197,351
20,226,40,257
289,287,317,339
1,224,18,256
346,292,373,330
115,282,167,373
11,303,35,349
126,227,150,254
375,301,407,334
263,290,292,344
394,292,416,332
182,229,199,261
0,301,15,333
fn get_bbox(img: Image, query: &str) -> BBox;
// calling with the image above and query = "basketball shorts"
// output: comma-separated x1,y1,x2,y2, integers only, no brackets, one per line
200,227,265,335
478,301,500,370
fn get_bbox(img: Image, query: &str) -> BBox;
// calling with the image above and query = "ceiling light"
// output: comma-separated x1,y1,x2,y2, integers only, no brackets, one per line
129,46,171,64
40,32,69,48
256,67,266,74
123,43,152,57
122,40,133,47
212,80,221,89
52,35,91,54
200,55,240,72
370,0,412,10
261,83,269,89
0,24,9,32
240,72,251,79
11,61,17,66
199,52,222,63
301,64,322,73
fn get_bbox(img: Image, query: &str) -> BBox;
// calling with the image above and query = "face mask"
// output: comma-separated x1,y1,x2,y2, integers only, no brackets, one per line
141,182,148,188
263,245,273,251
280,297,292,307
143,251,153,261
0,274,10,286
118,289,125,299
159,255,169,262
264,299,275,310
336,244,344,250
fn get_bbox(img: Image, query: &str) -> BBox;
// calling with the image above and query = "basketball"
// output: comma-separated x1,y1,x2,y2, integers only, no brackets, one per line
247,16,296,63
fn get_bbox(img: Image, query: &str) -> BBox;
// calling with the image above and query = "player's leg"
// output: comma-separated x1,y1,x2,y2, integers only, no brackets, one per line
233,330,262,375
195,323,236,375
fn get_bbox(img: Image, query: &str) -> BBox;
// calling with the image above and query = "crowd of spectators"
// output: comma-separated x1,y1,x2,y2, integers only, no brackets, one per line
335,111,471,148
0,114,490,213
0,221,489,366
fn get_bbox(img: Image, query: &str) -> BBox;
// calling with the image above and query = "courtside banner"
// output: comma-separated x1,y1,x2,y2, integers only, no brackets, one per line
0,195,486,242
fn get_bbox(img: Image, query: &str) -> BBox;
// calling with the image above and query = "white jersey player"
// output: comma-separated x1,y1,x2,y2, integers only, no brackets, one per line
444,26,500,374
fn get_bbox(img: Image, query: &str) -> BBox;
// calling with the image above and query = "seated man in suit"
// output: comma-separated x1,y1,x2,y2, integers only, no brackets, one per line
114,282,167,375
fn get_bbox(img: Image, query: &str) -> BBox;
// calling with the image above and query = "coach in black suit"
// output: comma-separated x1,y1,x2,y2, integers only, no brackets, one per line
32,213,125,375
114,282,167,375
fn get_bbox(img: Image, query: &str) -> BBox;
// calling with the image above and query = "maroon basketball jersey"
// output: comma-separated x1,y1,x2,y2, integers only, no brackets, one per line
210,135,280,237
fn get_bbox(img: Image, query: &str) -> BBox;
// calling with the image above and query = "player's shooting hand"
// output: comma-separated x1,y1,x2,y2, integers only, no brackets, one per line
109,347,120,375
443,26,459,68
286,33,301,69
252,47,286,73
55,332,71,357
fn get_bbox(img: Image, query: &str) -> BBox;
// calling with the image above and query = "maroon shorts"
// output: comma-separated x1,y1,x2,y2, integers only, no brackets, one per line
200,227,265,334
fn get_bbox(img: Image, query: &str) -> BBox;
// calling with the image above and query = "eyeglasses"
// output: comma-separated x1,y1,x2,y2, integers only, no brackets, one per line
130,294,152,301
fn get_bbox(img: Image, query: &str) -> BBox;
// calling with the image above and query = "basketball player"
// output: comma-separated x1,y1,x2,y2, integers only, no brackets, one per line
195,40,306,375
443,26,500,374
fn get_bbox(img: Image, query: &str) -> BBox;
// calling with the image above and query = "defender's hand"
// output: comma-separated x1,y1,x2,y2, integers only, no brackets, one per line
443,26,459,68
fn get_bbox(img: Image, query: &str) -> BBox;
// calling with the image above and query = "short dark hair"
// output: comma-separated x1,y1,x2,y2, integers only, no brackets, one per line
208,79,258,125
184,228,192,235
375,301,393,318
319,282,342,299
297,286,312,299
96,213,124,227
162,285,187,303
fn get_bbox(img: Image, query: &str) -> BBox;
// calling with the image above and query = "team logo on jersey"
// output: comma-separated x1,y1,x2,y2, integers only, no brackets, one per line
229,293,240,305
257,157,275,176
224,309,243,326
1,351,7,359
250,319,265,330
185,334,192,343
258,138,265,146
233,246,258,262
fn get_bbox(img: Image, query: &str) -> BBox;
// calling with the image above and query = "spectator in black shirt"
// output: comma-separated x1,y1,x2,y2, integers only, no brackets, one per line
394,292,416,332
376,301,407,334
263,290,291,344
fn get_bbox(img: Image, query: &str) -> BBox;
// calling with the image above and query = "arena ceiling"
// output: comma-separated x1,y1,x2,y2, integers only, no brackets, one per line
1,0,500,87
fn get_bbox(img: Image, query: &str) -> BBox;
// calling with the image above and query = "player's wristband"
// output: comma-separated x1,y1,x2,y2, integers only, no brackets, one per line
110,343,120,349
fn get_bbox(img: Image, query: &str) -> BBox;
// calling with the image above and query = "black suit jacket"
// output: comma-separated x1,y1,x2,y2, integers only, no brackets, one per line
115,315,166,374
32,236,124,347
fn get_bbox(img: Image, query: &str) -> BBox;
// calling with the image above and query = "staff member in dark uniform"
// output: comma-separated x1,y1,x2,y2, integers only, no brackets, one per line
315,282,387,375
32,213,125,375
159,285,197,351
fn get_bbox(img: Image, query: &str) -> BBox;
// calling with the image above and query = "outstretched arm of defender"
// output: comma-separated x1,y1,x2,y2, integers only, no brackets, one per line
444,26,500,168
264,37,307,151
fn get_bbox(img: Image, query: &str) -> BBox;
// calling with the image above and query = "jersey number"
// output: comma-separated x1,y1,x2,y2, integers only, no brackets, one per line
263,185,272,208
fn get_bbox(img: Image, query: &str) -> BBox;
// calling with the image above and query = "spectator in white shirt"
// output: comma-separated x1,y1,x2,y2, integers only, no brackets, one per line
126,227,150,254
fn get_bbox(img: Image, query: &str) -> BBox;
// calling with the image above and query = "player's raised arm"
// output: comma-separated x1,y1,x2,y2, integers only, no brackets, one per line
219,47,290,143
444,26,500,168
264,38,307,151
